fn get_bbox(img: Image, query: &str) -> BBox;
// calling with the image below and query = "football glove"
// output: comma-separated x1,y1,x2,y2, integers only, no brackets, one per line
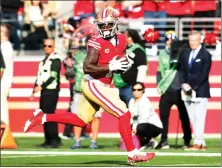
108,56,131,72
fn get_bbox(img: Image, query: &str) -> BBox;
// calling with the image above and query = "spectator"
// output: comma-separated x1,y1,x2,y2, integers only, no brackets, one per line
121,1,144,29
192,0,217,32
1,0,22,50
129,82,163,150
94,1,124,18
143,0,167,49
113,29,147,106
156,30,191,149
0,51,5,80
0,24,14,125
179,30,212,151
23,0,48,50
30,39,62,148
121,0,144,19
73,0,95,18
166,1,194,34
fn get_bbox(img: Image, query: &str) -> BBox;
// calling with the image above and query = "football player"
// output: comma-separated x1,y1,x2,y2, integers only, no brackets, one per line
24,9,155,164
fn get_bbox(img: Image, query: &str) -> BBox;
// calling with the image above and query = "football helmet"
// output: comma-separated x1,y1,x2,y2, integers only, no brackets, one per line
94,9,118,39
165,30,177,41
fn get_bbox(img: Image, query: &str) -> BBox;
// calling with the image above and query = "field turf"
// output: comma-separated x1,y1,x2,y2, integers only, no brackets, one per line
1,137,221,167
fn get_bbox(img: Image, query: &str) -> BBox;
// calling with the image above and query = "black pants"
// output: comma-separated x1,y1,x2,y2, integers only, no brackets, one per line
159,90,191,144
23,26,48,50
40,90,61,145
136,123,162,146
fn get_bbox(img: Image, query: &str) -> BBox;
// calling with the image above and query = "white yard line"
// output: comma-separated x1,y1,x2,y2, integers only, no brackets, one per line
2,155,57,158
154,163,221,167
1,151,220,157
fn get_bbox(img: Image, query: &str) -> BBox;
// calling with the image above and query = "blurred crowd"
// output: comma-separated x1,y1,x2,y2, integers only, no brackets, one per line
0,0,221,52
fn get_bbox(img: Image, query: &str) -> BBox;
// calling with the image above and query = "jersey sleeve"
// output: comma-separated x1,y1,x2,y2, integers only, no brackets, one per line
87,37,101,50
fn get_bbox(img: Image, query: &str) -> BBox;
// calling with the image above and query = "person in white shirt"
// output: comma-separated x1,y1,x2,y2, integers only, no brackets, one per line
128,82,163,150
1,24,14,125
23,0,48,50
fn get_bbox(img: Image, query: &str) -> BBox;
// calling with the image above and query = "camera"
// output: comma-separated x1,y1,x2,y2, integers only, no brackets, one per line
184,88,192,96
170,39,189,69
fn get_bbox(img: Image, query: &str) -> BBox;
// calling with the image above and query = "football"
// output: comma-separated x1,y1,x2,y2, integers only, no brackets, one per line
114,55,129,74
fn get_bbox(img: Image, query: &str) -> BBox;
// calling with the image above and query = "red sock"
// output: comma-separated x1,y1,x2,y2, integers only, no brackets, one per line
118,112,135,152
46,112,86,127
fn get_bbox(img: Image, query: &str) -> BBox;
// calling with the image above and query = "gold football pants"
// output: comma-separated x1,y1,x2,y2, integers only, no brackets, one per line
76,79,128,123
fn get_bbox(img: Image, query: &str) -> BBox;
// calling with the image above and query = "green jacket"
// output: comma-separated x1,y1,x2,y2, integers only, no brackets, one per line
73,50,87,92
113,43,147,88
157,49,177,94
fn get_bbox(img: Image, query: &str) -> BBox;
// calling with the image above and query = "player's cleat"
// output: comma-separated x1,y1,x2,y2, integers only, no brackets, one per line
128,152,155,165
24,109,44,133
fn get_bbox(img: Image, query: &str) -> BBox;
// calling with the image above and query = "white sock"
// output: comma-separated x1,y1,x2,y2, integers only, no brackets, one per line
42,114,46,124
128,149,139,157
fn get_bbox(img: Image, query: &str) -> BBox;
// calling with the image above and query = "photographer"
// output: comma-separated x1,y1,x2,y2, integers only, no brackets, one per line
156,31,191,149
179,30,212,151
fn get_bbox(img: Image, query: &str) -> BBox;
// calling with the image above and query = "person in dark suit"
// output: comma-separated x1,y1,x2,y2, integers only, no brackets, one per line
179,30,212,151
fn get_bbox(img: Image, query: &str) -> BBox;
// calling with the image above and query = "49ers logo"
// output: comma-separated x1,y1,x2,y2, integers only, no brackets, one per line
105,49,109,53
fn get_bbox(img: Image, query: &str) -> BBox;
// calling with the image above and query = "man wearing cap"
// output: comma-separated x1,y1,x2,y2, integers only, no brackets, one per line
156,31,191,149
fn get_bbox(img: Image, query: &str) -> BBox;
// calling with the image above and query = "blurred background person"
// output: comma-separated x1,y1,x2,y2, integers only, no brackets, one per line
0,51,5,80
121,0,143,19
73,0,95,18
179,30,212,151
121,0,144,30
156,30,191,149
192,0,217,32
30,39,62,148
61,16,82,140
129,82,163,150
69,34,102,150
1,23,14,125
0,0,23,50
94,1,124,18
22,0,48,50
113,29,147,106
143,0,167,49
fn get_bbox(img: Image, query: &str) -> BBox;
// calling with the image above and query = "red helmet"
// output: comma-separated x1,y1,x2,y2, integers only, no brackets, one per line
94,9,119,39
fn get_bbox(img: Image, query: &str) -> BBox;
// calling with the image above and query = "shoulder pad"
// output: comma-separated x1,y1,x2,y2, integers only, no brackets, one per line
87,37,101,50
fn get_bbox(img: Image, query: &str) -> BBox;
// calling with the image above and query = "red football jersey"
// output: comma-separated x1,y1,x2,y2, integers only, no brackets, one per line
87,33,127,84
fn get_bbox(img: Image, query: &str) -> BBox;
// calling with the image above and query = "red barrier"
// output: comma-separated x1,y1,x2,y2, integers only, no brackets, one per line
9,60,221,134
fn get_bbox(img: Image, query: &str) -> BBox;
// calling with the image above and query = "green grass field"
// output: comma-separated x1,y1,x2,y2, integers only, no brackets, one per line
1,137,221,167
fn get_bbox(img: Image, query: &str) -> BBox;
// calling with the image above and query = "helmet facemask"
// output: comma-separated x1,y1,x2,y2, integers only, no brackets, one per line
95,9,119,39
95,20,118,39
